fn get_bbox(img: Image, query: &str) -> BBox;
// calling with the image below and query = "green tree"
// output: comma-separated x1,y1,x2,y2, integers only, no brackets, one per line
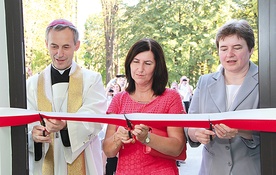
79,14,106,82
113,0,257,87
116,0,226,86
231,0,258,64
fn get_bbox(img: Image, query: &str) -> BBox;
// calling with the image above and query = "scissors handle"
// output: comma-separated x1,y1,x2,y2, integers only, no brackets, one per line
127,130,132,138
209,121,213,141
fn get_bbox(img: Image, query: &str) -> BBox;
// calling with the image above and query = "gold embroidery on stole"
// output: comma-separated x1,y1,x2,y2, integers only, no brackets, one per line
38,72,54,175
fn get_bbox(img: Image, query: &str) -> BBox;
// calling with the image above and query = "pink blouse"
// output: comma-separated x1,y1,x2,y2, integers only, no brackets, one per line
107,89,184,175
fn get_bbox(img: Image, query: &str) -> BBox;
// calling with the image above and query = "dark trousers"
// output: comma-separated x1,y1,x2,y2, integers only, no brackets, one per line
106,156,118,175
183,101,190,113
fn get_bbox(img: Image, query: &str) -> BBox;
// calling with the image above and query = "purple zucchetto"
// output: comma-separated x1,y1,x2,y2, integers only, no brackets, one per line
47,19,75,28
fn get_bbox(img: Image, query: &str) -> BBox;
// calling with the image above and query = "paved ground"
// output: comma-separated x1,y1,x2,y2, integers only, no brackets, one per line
178,144,203,175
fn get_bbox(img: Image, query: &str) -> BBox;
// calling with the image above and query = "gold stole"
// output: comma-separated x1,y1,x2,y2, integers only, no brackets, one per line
37,65,86,175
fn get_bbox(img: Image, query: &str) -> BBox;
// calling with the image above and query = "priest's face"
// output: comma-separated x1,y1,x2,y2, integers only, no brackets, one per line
46,28,80,70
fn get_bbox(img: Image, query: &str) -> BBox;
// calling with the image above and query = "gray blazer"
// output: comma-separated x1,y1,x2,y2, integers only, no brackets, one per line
188,61,260,175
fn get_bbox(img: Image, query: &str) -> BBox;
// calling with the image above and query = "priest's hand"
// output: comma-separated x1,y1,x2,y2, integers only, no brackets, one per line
32,125,51,143
44,119,67,133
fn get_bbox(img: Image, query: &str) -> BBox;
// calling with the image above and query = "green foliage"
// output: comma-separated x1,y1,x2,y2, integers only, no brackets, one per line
231,0,258,65
30,50,51,73
111,0,258,87
23,0,258,88
79,14,107,83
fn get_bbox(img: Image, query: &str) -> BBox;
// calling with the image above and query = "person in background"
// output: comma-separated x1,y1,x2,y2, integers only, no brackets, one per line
105,77,124,97
103,38,186,175
112,83,122,95
116,74,127,91
27,19,107,175
171,81,178,90
178,76,193,112
106,88,114,106
186,19,260,175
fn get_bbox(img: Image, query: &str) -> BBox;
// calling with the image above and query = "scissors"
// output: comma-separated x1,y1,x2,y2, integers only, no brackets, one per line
123,114,133,139
39,113,46,137
208,118,213,141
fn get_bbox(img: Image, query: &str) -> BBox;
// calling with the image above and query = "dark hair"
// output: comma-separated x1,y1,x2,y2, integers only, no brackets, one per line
125,38,168,95
216,19,255,51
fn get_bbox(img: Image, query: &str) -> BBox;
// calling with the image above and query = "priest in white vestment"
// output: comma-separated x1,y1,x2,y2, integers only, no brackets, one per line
27,19,107,175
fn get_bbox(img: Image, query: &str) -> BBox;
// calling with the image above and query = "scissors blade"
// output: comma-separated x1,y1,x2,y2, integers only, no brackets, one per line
39,113,45,126
39,113,46,137
123,114,133,138
123,114,133,129
208,117,213,141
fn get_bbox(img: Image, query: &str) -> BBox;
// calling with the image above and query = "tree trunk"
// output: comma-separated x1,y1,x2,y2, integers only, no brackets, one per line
101,0,118,84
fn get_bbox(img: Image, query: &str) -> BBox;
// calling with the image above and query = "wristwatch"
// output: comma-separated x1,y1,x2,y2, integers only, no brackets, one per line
144,132,151,144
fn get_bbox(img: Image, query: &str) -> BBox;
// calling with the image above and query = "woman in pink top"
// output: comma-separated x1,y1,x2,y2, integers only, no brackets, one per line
103,38,186,175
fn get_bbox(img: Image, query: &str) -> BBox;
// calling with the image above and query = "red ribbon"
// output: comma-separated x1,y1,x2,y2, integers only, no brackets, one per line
0,107,276,132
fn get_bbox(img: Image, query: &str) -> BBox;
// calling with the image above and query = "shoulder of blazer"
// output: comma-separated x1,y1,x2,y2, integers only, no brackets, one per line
202,61,258,83
198,70,223,86
248,61,258,80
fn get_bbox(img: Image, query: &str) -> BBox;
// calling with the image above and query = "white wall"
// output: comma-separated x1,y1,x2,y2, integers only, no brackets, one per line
0,0,12,174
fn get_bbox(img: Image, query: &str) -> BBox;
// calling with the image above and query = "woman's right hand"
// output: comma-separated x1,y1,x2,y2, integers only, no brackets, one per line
189,128,215,144
116,126,135,144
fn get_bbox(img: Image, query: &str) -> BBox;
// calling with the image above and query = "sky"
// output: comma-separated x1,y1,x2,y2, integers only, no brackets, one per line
77,0,102,40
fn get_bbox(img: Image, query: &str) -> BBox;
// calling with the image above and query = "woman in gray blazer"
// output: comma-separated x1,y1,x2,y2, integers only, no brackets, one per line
186,19,260,175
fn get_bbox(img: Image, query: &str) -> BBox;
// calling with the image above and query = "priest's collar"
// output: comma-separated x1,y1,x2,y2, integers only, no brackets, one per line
51,64,72,75
51,65,71,85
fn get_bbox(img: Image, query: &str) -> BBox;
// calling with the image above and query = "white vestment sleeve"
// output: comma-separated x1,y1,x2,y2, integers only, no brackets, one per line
65,70,107,163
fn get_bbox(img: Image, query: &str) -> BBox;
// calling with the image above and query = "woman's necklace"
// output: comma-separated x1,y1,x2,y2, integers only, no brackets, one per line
137,100,150,104
130,99,147,113
132,91,156,104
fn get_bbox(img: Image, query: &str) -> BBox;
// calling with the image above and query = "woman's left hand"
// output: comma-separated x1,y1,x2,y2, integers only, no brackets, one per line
132,124,151,143
213,123,238,139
